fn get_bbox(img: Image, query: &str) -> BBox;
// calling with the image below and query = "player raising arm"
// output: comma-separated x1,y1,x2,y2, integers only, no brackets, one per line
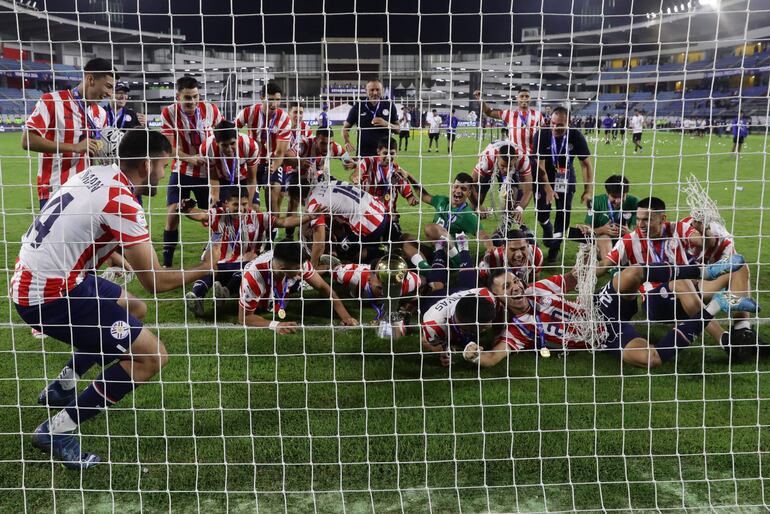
15,130,220,469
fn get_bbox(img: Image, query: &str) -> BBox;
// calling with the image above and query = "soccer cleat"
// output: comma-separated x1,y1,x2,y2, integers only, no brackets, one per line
212,281,231,299
703,254,746,281
31,420,101,470
319,254,342,270
713,292,759,314
721,328,762,362
185,291,205,317
37,380,76,407
31,327,46,339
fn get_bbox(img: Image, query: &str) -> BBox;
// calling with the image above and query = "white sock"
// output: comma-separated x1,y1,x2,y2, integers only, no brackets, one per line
706,298,721,316
410,254,426,267
734,320,751,331
57,366,78,391
49,409,77,434
447,246,459,258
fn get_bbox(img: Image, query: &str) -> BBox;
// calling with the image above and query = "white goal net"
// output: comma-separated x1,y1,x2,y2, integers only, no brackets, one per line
1,0,769,512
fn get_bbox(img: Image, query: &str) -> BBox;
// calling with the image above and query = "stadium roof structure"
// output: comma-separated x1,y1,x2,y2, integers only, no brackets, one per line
0,0,185,44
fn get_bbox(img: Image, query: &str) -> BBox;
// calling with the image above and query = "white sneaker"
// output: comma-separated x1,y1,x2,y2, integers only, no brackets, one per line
31,327,46,339
185,291,205,317
213,281,231,299
101,267,135,284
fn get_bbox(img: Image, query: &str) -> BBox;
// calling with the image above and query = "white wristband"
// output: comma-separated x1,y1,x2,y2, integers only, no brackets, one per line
269,321,280,330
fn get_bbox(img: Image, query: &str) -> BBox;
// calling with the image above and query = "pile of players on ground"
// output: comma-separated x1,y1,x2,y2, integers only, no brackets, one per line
145,81,765,371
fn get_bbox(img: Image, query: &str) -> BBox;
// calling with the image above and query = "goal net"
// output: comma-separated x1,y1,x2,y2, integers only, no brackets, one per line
1,0,769,511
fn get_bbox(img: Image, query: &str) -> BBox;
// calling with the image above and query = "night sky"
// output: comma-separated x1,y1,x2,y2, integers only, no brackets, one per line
36,0,679,52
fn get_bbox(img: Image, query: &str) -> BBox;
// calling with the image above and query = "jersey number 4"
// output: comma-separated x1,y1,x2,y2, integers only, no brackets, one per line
26,193,75,248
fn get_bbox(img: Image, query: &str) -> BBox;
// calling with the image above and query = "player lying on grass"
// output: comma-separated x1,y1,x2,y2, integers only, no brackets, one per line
477,229,543,285
14,130,221,469
463,257,756,369
179,191,312,317
470,141,533,226
287,178,395,268
203,120,259,208
238,241,358,332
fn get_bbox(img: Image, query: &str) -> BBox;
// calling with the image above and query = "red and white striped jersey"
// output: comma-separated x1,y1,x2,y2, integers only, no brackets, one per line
478,244,543,283
161,102,223,178
473,141,532,182
305,180,387,237
332,263,420,299
295,136,353,177
290,120,313,150
421,287,496,347
496,275,593,351
239,251,316,313
356,157,414,213
201,134,259,184
209,207,274,264
11,165,149,306
235,104,292,160
500,108,544,156
25,90,108,201
606,221,697,292
680,216,735,264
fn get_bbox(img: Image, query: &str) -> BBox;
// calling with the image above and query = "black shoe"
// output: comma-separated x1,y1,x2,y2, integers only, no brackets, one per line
722,328,761,362
546,247,560,264
162,251,174,268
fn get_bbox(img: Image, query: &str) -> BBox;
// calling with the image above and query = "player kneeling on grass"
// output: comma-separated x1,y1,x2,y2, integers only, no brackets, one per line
13,130,220,469
179,191,312,317
463,258,757,369
239,241,358,333
576,174,639,258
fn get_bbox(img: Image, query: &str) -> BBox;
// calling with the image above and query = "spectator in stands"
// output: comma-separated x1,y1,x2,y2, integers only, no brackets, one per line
536,106,594,263
732,114,749,153
343,79,400,158
316,103,329,129
104,81,145,131
23,57,114,209
447,108,459,153
398,106,411,151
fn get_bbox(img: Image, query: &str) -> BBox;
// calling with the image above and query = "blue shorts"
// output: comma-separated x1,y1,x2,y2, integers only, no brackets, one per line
166,172,210,207
15,274,143,358
645,283,689,323
256,164,287,187
594,281,643,356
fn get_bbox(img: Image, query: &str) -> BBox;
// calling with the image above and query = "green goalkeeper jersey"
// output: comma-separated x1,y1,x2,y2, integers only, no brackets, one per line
585,193,639,229
430,195,481,236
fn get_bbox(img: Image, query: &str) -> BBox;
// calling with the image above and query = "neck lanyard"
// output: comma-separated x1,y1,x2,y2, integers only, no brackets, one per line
228,215,241,255
607,198,618,224
184,106,203,146
71,88,100,139
109,106,126,129
376,162,391,189
550,132,569,166
647,225,667,264
271,274,290,314
365,281,385,321
223,142,238,184
511,301,547,351
449,202,467,224
262,108,278,144
517,109,530,127
365,100,381,118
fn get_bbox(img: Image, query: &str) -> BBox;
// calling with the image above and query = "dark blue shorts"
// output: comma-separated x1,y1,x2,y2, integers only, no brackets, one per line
644,283,689,323
256,164,287,187
595,281,643,356
166,172,210,207
15,274,143,358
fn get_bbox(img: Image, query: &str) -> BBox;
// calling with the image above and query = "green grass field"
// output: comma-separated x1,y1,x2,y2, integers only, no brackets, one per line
0,128,769,512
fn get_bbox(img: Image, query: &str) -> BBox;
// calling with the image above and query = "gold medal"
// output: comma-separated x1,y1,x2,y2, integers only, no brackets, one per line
384,193,391,203
278,308,286,319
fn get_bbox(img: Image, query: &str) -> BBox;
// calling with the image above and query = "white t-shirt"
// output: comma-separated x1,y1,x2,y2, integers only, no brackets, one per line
428,114,442,134
630,115,644,134
399,112,411,130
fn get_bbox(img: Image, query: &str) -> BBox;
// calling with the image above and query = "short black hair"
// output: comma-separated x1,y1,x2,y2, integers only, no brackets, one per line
213,120,238,143
552,106,569,117
518,88,530,95
497,144,515,163
221,188,248,204
118,129,172,166
315,127,333,139
454,172,473,184
451,108,456,113
288,101,302,110
605,175,630,196
505,229,527,241
378,136,398,151
272,241,307,268
176,76,199,91
83,58,115,79
262,82,282,98
432,109,437,113
486,268,512,290
638,196,666,211
456,294,496,326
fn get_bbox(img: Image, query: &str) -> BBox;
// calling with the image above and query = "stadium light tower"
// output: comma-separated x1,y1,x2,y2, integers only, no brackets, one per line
699,0,720,9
